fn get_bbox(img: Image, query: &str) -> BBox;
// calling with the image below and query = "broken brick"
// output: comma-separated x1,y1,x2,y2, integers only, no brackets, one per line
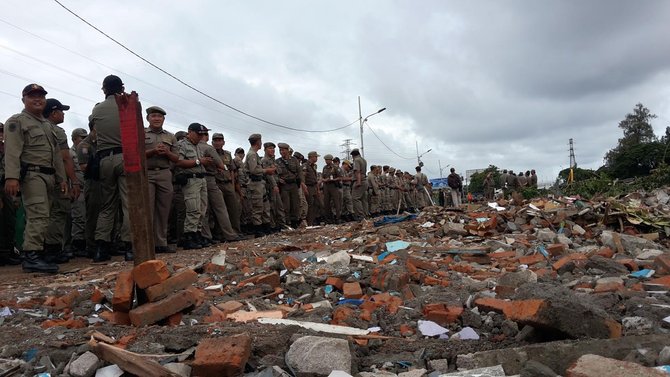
132,260,170,289
283,255,301,271
216,300,244,315
144,268,198,302
128,287,201,327
90,288,105,304
370,267,409,291
595,247,615,259
423,303,463,325
112,270,135,313
98,311,131,326
517,254,545,266
473,297,512,314
407,257,438,271
616,258,638,272
654,253,670,275
325,277,344,291
546,243,566,257
343,282,364,299
192,334,252,377
332,306,355,325
553,253,588,272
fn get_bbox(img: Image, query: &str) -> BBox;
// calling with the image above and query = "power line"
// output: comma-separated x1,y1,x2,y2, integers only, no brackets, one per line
52,0,358,134
364,121,414,160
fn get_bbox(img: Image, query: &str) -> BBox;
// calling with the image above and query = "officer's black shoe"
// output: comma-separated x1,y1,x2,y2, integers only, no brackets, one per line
92,241,111,262
155,246,175,254
22,251,59,273
44,243,70,264
201,237,214,247
72,239,88,257
182,233,202,250
0,249,21,266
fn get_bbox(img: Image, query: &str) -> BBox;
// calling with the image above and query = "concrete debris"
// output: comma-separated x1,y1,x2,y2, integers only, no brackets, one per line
286,336,352,376
566,354,667,377
1,188,670,376
440,365,506,376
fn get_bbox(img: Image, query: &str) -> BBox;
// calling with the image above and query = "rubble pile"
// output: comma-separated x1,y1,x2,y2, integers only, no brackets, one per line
0,188,669,376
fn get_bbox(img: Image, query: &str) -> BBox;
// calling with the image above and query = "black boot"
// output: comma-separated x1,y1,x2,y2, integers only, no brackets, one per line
22,251,59,273
44,243,70,264
92,240,111,262
0,248,21,266
72,239,88,258
182,233,202,250
120,242,133,262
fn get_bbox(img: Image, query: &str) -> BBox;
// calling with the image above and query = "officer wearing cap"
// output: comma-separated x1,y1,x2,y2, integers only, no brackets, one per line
167,130,188,245
0,122,20,266
4,84,67,273
199,130,241,245
174,123,213,249
244,134,276,236
261,141,285,232
340,160,354,221
88,75,133,262
42,98,82,264
76,122,100,256
233,147,251,232
415,165,429,209
212,133,241,233
367,165,381,216
67,128,88,256
380,165,391,214
321,153,343,223
303,151,321,225
144,106,178,253
350,148,368,220
275,142,303,228
292,151,309,225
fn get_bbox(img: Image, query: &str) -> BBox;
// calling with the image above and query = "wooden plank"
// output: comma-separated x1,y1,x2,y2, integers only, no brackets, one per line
117,92,155,265
89,338,179,377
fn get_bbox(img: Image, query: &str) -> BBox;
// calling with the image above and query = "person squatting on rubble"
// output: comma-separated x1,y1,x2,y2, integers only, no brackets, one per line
0,77,445,272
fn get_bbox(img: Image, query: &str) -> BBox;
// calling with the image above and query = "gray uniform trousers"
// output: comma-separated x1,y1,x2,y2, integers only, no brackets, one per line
202,176,237,240
21,171,57,251
95,153,130,243
148,168,173,247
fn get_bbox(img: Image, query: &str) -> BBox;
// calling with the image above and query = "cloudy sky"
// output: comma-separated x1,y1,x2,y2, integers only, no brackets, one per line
2,0,669,185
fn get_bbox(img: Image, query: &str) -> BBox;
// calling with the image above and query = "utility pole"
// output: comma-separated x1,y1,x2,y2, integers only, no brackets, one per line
568,138,577,184
358,96,364,158
340,139,354,160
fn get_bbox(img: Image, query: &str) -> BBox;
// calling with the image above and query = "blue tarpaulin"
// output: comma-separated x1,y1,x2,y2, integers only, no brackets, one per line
373,214,417,227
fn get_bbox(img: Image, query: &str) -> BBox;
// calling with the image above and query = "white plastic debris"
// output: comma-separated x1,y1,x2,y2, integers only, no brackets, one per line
94,364,124,377
454,327,479,340
418,320,449,336
211,250,226,266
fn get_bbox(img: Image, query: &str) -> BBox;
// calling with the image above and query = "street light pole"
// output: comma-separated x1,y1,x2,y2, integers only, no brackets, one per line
358,99,386,159
415,141,432,167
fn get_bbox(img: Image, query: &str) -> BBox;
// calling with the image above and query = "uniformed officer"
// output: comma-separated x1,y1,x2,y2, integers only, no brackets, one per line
244,134,276,236
275,143,302,228
212,133,241,233
321,154,343,223
144,106,178,253
76,125,101,257
303,151,321,225
43,98,81,264
0,122,21,266
415,166,429,209
499,169,509,199
261,142,285,231
233,147,252,233
530,169,538,188
340,160,354,221
175,123,212,249
350,148,368,220
68,128,88,256
293,151,309,226
4,84,67,273
200,131,240,244
168,130,188,246
90,75,132,262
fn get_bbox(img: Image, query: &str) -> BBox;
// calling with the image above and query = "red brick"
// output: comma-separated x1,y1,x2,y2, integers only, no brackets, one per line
502,299,547,323
552,253,587,271
325,277,344,291
343,282,363,299
401,285,415,300
606,319,622,338
546,243,566,257
90,288,105,304
204,305,227,323
400,324,415,336
41,316,86,329
144,268,198,302
517,254,545,265
283,256,301,271
331,306,355,325
203,263,227,274
165,312,183,326
407,257,438,271
648,275,670,288
616,258,638,271
653,253,670,275
132,260,170,289
423,304,463,325
494,285,516,299
473,297,512,314
128,287,202,327
99,311,131,325
594,281,624,293
112,270,135,313
490,251,517,260
370,267,409,291
595,247,614,259
216,300,244,315
192,334,252,377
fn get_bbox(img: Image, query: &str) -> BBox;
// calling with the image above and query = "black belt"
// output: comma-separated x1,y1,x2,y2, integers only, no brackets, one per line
281,178,297,184
97,147,123,157
250,175,263,182
148,167,170,171
26,166,56,175
181,173,205,179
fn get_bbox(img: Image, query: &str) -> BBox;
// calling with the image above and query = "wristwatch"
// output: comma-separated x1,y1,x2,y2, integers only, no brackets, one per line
195,159,201,166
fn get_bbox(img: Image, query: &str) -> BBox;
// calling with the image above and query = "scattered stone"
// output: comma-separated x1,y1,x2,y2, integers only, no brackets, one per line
428,359,450,373
286,336,352,376
440,365,505,376
69,351,100,377
398,369,427,377
566,354,667,377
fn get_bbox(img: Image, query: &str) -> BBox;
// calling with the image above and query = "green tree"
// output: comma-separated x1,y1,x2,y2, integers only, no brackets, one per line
467,165,500,194
604,103,662,178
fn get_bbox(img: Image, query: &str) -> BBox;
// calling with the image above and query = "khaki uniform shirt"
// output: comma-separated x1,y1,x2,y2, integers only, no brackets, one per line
353,156,367,181
3,110,65,182
275,156,302,185
89,95,121,152
322,164,342,181
144,127,177,170
76,135,97,171
303,161,318,185
261,154,278,189
176,139,207,175
215,149,235,183
234,156,248,186
199,142,223,175
245,148,263,180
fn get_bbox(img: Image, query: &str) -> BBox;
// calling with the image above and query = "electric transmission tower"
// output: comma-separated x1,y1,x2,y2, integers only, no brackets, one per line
341,139,355,160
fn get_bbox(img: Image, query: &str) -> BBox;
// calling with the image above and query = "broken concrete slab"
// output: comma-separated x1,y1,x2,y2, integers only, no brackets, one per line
69,351,101,377
286,336,352,376
565,354,667,377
